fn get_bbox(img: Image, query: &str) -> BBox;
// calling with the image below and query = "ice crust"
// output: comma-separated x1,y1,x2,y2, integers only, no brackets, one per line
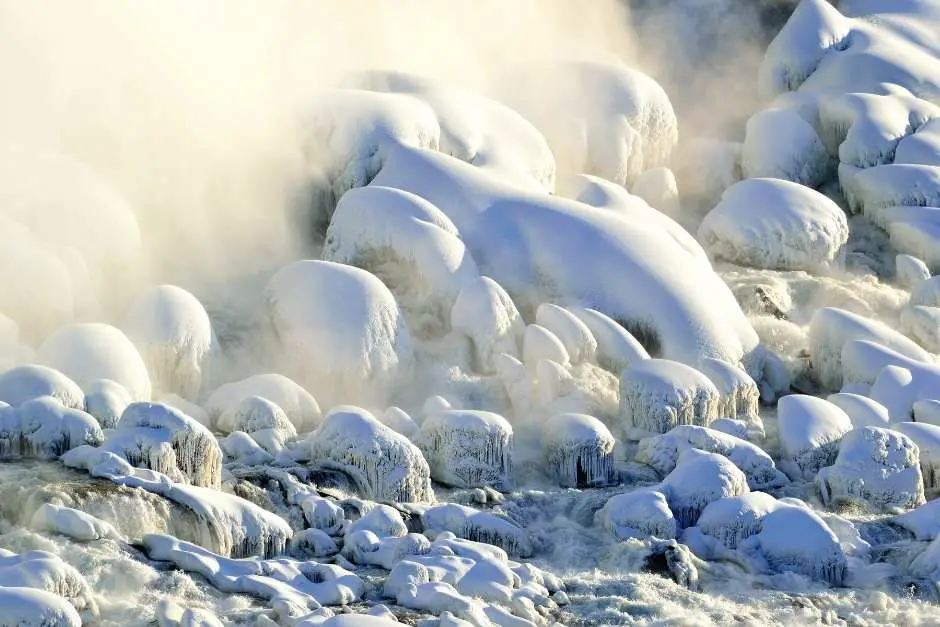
776,395,853,480
541,413,615,488
205,373,321,435
619,359,721,438
416,410,513,491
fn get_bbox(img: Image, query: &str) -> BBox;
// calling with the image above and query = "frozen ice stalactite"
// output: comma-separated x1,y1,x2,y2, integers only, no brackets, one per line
37,323,151,402
535,304,596,365
659,448,749,528
826,393,890,429
892,422,940,490
0,397,103,459
83,378,131,429
217,395,297,444
817,427,924,511
636,425,787,491
0,364,84,410
541,413,614,488
419,503,532,558
901,305,940,353
698,178,848,272
597,488,677,541
205,373,321,435
747,506,847,586
416,409,513,491
741,109,831,187
103,401,222,488
450,276,524,375
308,406,434,503
122,284,216,400
522,324,569,370
264,260,414,410
323,186,479,337
808,307,930,390
0,548,97,619
697,358,760,425
897,254,931,288
693,492,783,550
0,587,81,627
777,395,853,480
568,307,649,375
619,359,720,439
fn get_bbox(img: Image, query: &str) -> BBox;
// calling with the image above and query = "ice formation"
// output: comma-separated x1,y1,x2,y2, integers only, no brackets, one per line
825,392,891,428
83,378,132,429
0,396,103,459
597,488,677,541
897,254,931,288
741,110,830,187
660,448,749,528
567,307,649,375
0,548,97,619
0,587,81,627
308,406,434,503
541,413,615,488
419,504,531,557
696,358,760,423
534,304,597,366
892,422,940,489
776,394,853,480
450,276,524,374
37,323,152,401
692,492,783,550
748,506,847,586
817,426,925,511
205,373,320,435
122,285,216,400
216,395,297,447
416,409,512,491
0,364,84,410
264,260,414,409
30,503,122,542
619,359,721,438
698,178,848,272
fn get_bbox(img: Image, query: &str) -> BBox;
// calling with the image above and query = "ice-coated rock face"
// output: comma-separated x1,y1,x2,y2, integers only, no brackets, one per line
308,406,434,503
694,492,783,550
817,427,925,511
826,392,891,429
535,304,597,365
620,359,721,438
541,413,615,488
808,307,930,390
892,422,940,490
450,276,524,374
264,260,414,409
103,401,222,488
777,395,853,480
568,306,649,375
741,111,831,187
37,323,151,402
659,448,750,528
750,506,847,586
897,254,931,288
324,185,479,336
698,178,848,272
697,358,760,423
416,409,513,492
597,488,677,541
205,374,321,435
636,425,787,491
122,284,216,400
0,548,97,619
83,379,131,429
0,396,103,459
0,364,84,410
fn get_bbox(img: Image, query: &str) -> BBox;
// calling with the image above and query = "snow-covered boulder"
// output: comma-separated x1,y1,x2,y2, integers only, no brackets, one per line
205,374,321,435
633,167,681,218
522,324,569,370
122,285,216,400
380,406,419,438
0,548,96,619
914,399,940,427
597,488,677,541
636,425,787,490
897,254,931,288
83,379,131,429
890,219,940,272
308,406,433,503
807,307,930,390
698,178,848,272
660,448,749,528
217,395,297,445
777,395,853,480
535,304,597,365
450,276,524,374
697,358,760,423
895,498,940,540
416,410,512,491
620,359,720,438
0,364,84,410
892,422,940,489
825,393,890,428
694,492,783,549
0,587,81,627
324,186,479,335
541,413,615,488
419,503,531,557
817,427,925,511
841,341,940,420
844,164,940,216
30,503,122,542
748,506,847,586
264,260,414,409
741,110,830,187
568,307,649,375
220,431,274,466
911,276,940,308
37,323,151,401
0,397,103,459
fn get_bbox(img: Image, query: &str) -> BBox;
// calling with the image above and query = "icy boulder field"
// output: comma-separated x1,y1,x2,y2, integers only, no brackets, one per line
8,0,940,625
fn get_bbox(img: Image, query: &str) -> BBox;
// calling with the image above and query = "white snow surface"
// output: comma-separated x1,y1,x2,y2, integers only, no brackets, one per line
450,276,524,374
205,373,321,435
776,394,853,480
619,359,721,438
0,364,84,410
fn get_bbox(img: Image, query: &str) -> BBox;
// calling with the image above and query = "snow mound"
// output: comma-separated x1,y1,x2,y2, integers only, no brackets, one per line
217,395,297,445
892,422,940,490
841,340,940,420
535,304,597,366
826,392,891,428
897,254,931,288
122,284,216,400
324,186,479,335
346,504,407,539
597,488,677,541
619,359,720,438
698,178,848,272
0,364,84,410
420,504,531,558
895,497,940,540
264,260,413,409
0,587,81,627
541,413,615,488
37,323,151,401
697,358,760,423
83,379,131,429
0,548,96,618
0,396,103,459
741,110,831,187
895,117,940,167
844,164,940,215
808,307,930,390
30,503,122,542
103,401,222,487
220,431,274,466
522,324,569,370
749,506,847,586
694,492,783,549
636,425,787,490
380,406,419,438
205,373,321,435
416,409,513,491
900,305,940,352
914,399,940,426
632,167,681,219
568,307,649,375
889,219,940,271
817,427,925,511
659,448,749,528
912,276,940,307
308,406,434,503
777,394,853,480
344,530,431,570
450,276,524,374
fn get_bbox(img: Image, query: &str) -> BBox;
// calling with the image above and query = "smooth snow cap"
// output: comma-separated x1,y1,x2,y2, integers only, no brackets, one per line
568,306,649,375
777,394,853,480
450,276,524,374
205,373,321,435
826,392,891,428
0,364,84,410
741,110,830,187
